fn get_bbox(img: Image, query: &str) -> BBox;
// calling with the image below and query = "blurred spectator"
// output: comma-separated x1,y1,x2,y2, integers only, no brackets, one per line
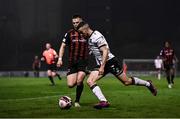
32,55,41,77
154,56,163,80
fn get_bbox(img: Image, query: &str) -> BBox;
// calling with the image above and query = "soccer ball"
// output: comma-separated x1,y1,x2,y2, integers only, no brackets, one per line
58,96,72,109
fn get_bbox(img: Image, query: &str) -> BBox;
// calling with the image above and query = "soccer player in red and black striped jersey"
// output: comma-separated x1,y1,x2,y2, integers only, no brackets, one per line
160,41,178,88
57,15,88,107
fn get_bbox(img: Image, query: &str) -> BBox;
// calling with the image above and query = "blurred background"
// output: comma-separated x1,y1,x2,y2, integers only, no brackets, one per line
0,0,179,71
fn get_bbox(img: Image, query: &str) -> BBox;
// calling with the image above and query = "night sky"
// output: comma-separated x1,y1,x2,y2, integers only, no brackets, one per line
0,0,179,70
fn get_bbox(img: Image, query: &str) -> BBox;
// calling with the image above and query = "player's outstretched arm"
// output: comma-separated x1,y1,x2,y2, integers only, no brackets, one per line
57,42,66,67
99,46,109,75
53,50,59,59
174,54,179,63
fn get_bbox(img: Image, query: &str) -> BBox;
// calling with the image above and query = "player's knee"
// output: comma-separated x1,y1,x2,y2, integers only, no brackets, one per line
47,73,51,77
47,71,51,76
77,80,83,86
67,83,75,88
124,82,130,86
77,77,84,85
122,80,131,86
86,79,94,87
67,80,76,88
52,73,56,77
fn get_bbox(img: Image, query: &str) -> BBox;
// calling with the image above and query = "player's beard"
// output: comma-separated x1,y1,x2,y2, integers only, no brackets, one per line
74,27,77,30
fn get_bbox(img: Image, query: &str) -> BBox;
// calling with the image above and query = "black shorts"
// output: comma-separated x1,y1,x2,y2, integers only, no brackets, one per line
164,64,174,71
94,57,123,76
34,66,40,71
46,63,57,71
67,60,88,76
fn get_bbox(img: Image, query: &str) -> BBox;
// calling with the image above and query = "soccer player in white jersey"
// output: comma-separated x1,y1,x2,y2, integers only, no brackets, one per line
154,56,163,80
77,21,157,109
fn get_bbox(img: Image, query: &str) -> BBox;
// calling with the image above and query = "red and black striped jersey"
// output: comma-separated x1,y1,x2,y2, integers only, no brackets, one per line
62,29,88,66
160,47,175,65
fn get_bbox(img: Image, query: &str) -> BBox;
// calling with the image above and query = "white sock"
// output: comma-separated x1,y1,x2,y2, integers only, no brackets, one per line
133,77,150,87
92,85,107,102
158,73,161,80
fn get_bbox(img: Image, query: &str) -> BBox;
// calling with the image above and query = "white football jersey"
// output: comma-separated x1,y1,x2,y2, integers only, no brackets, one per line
154,59,163,69
88,30,115,65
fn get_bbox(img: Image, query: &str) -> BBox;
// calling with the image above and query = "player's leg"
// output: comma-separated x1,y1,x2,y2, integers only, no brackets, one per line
51,71,56,77
56,73,62,80
170,67,175,85
123,63,127,74
74,71,86,107
165,67,171,88
47,70,55,85
75,60,88,105
109,57,157,96
52,64,61,80
87,71,110,109
34,71,36,77
116,73,157,96
36,68,40,77
158,69,161,80
66,73,77,88
52,71,60,81
118,73,150,86
155,68,160,79
52,71,61,80
34,67,38,77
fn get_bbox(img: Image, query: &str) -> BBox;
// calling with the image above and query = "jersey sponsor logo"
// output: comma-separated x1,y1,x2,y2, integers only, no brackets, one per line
165,53,173,56
164,51,173,56
72,39,86,42
71,34,78,37
79,39,86,42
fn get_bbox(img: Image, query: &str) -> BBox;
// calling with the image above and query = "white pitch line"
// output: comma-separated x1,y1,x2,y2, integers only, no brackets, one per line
0,93,75,102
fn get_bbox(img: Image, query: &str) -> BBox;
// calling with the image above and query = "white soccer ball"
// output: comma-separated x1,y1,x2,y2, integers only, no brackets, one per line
58,96,72,109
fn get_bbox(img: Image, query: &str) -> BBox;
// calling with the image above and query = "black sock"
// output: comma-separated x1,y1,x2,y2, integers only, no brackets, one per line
75,83,84,103
90,84,98,90
167,76,171,84
56,73,61,80
171,75,174,84
48,76,55,85
131,77,135,85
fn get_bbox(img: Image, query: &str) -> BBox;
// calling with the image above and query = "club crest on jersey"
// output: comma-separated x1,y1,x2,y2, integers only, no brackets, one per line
111,65,115,68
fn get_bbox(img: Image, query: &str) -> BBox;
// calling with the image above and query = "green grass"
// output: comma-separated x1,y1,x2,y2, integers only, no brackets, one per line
0,76,180,118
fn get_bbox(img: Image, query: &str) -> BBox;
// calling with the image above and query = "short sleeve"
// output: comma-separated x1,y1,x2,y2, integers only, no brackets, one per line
62,33,70,45
42,51,45,57
160,50,164,56
53,49,57,56
96,36,107,48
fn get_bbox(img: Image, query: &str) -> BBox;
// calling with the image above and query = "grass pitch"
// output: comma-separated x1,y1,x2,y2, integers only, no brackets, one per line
0,76,180,118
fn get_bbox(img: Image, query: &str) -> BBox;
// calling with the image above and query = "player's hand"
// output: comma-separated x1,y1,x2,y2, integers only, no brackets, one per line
98,66,104,75
57,60,63,67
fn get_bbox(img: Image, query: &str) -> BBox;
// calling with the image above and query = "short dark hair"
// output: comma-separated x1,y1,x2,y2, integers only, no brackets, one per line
77,21,88,30
72,14,82,19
